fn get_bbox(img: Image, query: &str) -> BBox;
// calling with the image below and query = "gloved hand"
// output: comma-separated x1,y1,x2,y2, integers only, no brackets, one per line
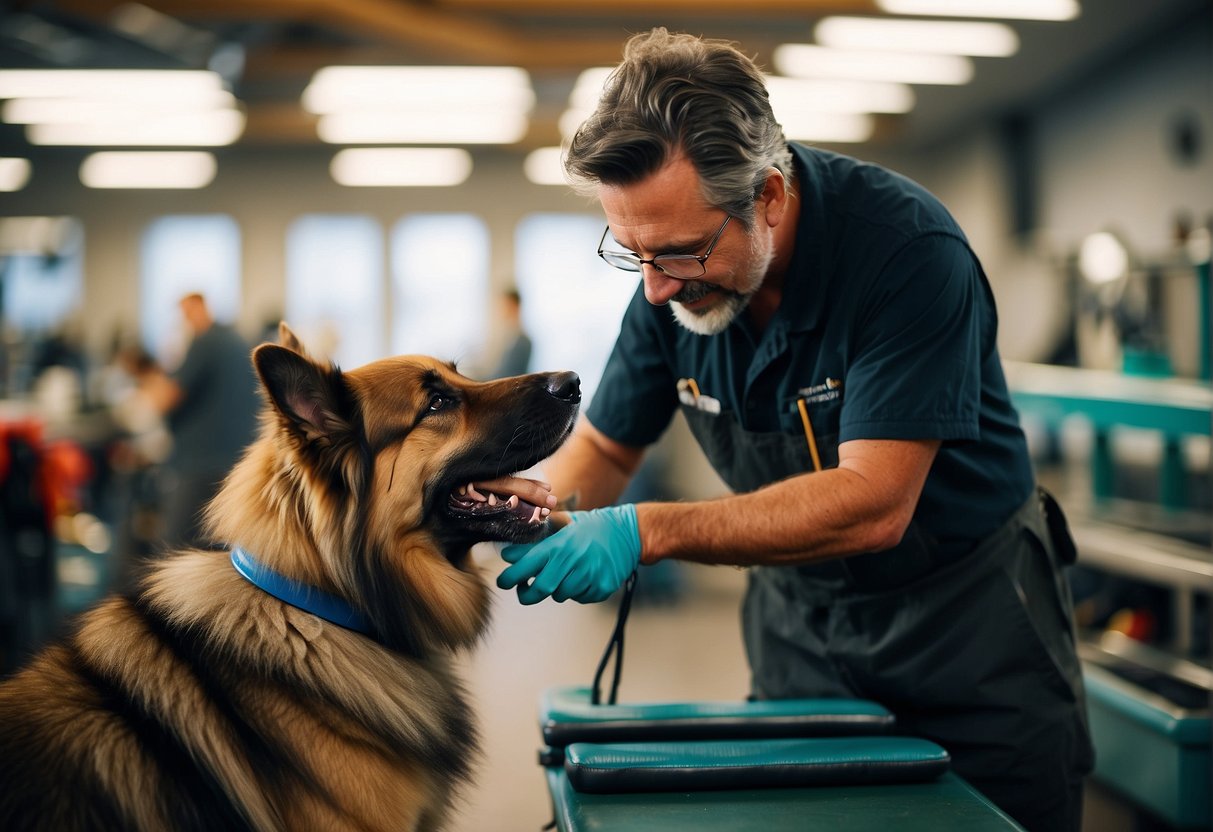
497,505,641,605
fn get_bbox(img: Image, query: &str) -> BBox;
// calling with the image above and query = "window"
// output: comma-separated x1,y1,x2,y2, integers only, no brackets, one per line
1,216,83,333
285,214,384,369
514,214,637,405
390,213,489,363
140,215,241,366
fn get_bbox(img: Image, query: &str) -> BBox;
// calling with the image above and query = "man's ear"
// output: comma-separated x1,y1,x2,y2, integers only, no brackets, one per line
757,168,789,229
253,344,353,444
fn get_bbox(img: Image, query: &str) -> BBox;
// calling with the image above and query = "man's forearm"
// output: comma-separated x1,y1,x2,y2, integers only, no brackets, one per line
635,438,938,567
543,418,642,510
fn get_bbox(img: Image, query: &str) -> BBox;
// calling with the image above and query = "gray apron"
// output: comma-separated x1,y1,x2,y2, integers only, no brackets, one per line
681,403,1094,832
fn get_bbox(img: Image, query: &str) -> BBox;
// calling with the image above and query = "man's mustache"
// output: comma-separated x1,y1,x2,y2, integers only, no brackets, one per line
672,280,725,305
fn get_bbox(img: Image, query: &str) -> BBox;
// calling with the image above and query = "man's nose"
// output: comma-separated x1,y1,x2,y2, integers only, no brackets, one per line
641,265,684,306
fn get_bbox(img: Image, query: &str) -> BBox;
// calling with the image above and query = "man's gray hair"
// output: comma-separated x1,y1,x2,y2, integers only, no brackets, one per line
564,28,793,227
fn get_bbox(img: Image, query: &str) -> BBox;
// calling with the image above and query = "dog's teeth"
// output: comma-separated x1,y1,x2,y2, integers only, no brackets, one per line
529,506,542,524
458,485,467,495
540,507,551,517
507,495,519,509
488,493,497,506
467,484,486,501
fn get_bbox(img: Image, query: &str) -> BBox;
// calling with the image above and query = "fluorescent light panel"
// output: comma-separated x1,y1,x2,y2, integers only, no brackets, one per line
816,16,1019,57
29,109,245,146
876,0,1080,21
306,66,534,145
4,91,237,124
0,158,31,191
0,68,244,147
774,44,973,85
0,69,224,101
304,66,534,114
318,111,527,145
765,76,914,114
524,147,566,186
80,151,216,189
570,67,615,110
330,148,472,187
780,112,874,143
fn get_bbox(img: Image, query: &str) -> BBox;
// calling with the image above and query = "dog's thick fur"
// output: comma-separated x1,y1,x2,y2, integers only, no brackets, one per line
0,326,579,831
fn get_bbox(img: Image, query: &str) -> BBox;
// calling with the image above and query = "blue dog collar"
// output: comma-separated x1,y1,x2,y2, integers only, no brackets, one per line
230,547,374,636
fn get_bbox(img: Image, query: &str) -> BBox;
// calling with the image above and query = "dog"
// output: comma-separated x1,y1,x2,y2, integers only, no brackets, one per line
0,325,580,831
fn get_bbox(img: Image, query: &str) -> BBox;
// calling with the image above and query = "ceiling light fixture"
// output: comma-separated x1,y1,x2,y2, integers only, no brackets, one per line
330,148,473,187
0,157,31,192
524,147,567,186
303,66,534,114
780,112,875,143
0,69,244,147
29,109,245,146
79,151,217,189
876,0,1080,21
816,16,1019,57
0,69,225,101
774,44,973,85
304,66,534,145
317,112,527,145
766,76,915,114
3,91,237,124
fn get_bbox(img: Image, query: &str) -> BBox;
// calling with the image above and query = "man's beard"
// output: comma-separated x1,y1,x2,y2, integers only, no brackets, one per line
671,227,774,336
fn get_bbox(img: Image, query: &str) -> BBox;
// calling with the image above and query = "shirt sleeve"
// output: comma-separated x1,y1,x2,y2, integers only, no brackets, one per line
585,284,679,447
838,233,987,444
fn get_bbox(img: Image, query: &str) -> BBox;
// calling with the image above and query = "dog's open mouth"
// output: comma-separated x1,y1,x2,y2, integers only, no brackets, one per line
446,481,551,526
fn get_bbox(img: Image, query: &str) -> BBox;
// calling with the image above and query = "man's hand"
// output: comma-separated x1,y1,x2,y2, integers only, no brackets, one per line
497,505,640,605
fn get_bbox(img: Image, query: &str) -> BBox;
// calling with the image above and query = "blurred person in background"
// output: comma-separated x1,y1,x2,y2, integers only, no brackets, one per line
494,28,1092,832
488,287,533,379
146,292,259,550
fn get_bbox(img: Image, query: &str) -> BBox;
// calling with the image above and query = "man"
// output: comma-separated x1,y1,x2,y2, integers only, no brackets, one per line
488,288,533,379
493,28,1092,832
147,293,260,549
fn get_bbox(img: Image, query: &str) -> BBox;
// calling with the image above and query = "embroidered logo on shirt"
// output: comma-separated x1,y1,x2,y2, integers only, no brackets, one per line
796,377,843,404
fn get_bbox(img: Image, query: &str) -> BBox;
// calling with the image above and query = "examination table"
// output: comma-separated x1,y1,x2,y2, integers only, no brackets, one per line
537,685,1024,831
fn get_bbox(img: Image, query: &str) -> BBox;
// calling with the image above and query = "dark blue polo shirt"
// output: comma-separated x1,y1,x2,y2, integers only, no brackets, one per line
586,144,1034,557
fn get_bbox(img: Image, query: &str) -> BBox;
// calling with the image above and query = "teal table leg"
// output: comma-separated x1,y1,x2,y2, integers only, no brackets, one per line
1197,260,1210,382
1092,429,1114,502
1159,436,1185,510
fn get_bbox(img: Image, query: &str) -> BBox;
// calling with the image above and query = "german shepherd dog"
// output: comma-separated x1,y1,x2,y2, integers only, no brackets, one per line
0,326,580,831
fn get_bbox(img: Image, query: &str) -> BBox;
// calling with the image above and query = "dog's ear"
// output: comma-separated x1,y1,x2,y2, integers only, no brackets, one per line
253,344,353,443
277,322,309,355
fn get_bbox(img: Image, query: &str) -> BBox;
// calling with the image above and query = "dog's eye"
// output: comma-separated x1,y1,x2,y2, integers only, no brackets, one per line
428,394,451,412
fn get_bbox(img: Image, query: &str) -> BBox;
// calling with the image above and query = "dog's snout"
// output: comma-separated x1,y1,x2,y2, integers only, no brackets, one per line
545,372,581,403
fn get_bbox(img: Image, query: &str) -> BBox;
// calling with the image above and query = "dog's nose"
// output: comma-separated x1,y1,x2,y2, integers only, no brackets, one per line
545,371,581,403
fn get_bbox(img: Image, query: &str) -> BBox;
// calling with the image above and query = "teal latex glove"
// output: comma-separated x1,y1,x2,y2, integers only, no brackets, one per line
498,505,641,605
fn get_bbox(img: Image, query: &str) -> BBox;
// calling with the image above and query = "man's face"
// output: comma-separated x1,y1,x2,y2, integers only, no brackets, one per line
598,156,774,336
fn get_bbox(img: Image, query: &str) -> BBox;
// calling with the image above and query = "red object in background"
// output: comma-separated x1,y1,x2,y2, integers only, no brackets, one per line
1106,607,1158,643
41,439,94,515
0,418,94,523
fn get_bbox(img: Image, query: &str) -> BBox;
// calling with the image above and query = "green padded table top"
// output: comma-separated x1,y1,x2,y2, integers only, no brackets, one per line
545,768,1024,831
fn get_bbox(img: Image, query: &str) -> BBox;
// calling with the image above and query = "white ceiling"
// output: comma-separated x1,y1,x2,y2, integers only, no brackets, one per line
0,0,1205,154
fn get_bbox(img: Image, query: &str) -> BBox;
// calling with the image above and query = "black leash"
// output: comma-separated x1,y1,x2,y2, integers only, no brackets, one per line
590,570,639,706
541,571,639,831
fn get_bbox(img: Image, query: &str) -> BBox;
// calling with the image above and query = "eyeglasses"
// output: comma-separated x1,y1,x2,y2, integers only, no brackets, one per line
597,215,732,279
